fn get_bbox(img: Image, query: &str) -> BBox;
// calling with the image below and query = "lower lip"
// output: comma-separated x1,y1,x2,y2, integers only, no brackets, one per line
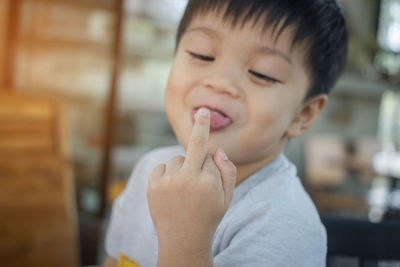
191,109,233,132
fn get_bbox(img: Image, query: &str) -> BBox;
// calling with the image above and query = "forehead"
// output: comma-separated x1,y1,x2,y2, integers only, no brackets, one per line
187,5,300,45
183,11,308,67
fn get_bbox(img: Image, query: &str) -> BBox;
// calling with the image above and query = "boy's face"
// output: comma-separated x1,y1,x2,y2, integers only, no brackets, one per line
165,12,323,180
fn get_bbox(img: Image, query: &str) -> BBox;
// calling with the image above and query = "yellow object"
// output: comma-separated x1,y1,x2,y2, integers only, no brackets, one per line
108,180,127,203
118,254,140,267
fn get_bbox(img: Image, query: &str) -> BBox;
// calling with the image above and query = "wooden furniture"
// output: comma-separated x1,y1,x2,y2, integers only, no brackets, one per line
307,189,369,214
0,0,9,88
0,91,78,267
322,216,400,267
5,0,124,218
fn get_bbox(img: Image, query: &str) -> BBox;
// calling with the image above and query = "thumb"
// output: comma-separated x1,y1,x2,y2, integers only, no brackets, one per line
213,149,237,208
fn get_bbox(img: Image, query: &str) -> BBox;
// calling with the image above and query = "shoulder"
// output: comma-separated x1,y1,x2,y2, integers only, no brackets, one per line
229,155,326,251
248,155,320,219
250,156,325,231
216,191,326,266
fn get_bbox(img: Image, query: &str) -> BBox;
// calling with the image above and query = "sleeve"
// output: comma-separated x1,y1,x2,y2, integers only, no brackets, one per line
105,195,126,259
104,153,151,259
213,205,327,267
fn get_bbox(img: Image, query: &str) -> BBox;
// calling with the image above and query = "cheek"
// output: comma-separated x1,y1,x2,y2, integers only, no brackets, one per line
165,67,192,149
165,67,184,118
237,95,294,154
165,61,192,106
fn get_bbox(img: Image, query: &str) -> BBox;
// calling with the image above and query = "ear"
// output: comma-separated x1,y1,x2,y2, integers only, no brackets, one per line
286,94,328,138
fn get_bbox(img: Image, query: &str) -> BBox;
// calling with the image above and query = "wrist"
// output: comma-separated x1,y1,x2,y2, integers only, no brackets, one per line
157,240,213,267
156,224,215,251
158,234,213,255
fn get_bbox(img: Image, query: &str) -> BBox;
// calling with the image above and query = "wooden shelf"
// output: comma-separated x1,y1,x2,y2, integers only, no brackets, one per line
17,36,112,53
122,46,173,61
26,0,115,11
0,91,78,267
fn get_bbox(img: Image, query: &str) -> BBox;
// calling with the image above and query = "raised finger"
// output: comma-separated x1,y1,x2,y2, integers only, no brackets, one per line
184,107,210,170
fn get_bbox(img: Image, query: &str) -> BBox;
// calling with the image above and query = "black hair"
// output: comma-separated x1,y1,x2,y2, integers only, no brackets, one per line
175,0,348,99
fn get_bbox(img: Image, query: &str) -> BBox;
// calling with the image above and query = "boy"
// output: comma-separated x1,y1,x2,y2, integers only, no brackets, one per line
103,0,348,266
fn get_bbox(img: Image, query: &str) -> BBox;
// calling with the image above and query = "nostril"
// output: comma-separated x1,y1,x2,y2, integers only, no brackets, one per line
204,77,240,98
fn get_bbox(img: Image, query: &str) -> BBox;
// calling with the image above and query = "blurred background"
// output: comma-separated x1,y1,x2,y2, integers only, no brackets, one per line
0,0,399,266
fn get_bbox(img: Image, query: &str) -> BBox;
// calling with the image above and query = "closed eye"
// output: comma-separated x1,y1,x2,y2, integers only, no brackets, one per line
188,51,215,62
249,70,280,84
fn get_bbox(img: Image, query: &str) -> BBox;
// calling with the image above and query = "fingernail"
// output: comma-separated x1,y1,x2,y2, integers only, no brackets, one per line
218,149,228,161
196,107,210,118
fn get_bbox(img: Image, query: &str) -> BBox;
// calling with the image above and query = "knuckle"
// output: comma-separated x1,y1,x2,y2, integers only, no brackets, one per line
169,156,185,163
224,163,237,178
230,162,237,173
147,176,158,191
229,166,237,177
173,155,185,164
176,155,185,161
149,164,165,178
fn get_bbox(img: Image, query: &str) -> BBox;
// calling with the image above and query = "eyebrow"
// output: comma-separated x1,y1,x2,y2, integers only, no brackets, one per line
257,46,293,65
186,26,293,65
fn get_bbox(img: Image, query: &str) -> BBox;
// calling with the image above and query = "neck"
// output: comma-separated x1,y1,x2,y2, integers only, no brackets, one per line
234,151,281,187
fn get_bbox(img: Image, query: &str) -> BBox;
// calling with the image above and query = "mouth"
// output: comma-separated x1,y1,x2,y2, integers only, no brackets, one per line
192,106,233,132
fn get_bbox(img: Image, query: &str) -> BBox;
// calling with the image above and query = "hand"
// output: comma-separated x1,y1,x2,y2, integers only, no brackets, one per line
147,107,237,253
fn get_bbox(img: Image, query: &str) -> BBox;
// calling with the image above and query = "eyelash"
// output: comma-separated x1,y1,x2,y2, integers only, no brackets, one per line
188,51,214,61
188,51,279,84
248,70,279,84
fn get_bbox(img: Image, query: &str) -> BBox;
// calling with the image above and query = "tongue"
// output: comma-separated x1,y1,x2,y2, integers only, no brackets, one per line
210,110,232,130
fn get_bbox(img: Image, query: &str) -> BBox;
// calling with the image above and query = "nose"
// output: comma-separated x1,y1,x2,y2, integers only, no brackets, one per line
202,63,241,98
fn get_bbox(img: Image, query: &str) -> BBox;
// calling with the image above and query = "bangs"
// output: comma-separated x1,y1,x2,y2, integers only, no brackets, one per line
176,0,310,49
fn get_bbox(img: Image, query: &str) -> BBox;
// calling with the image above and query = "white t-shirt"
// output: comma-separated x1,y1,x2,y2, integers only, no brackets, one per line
105,146,327,266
